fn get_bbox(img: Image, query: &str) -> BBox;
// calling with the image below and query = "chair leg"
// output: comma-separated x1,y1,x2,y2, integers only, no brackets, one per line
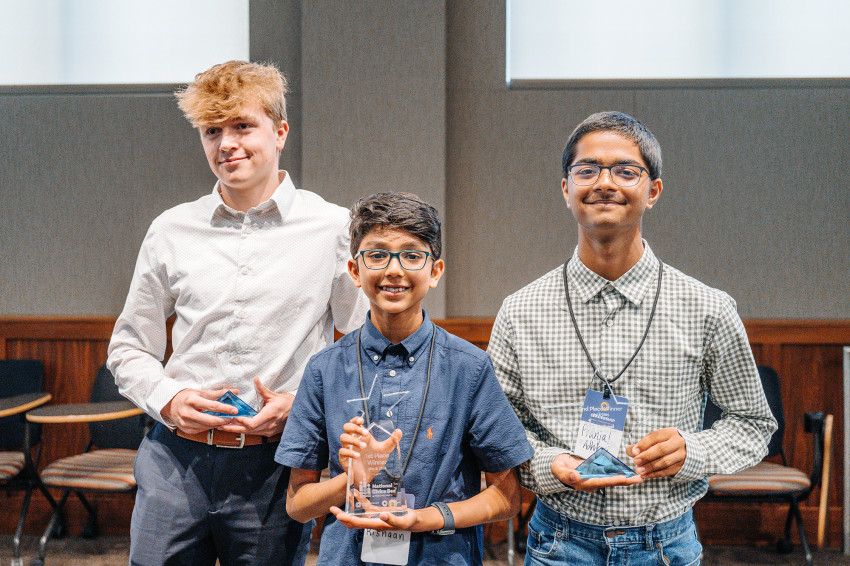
777,503,795,554
36,490,71,564
12,487,34,561
74,491,98,539
506,517,515,566
790,499,813,566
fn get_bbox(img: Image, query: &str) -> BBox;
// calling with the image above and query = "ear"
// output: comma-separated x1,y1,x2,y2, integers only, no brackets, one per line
347,258,362,288
561,178,571,209
645,178,663,209
428,258,445,289
275,120,289,151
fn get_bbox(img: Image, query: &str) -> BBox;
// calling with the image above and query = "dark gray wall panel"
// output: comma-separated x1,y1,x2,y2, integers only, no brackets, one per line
445,2,850,318
301,0,447,316
0,93,212,315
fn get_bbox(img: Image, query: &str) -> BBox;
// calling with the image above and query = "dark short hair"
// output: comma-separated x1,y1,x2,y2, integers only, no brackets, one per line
562,111,662,180
349,192,442,259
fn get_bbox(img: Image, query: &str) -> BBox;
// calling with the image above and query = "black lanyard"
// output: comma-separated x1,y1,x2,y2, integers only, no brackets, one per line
562,258,663,398
355,325,437,479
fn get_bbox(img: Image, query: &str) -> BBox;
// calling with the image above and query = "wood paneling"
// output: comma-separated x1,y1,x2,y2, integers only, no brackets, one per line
1,317,848,548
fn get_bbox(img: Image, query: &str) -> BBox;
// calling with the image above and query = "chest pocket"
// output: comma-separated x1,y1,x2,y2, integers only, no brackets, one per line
408,403,454,465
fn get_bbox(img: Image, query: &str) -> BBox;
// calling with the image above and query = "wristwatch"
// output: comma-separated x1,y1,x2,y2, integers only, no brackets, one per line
430,501,455,535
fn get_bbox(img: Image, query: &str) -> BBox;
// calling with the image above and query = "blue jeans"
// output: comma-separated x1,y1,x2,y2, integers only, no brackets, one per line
525,501,702,566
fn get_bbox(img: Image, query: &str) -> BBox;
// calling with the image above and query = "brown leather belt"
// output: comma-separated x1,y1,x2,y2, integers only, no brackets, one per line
175,429,282,449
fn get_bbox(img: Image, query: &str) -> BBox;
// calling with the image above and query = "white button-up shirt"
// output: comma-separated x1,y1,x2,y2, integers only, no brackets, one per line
108,172,369,424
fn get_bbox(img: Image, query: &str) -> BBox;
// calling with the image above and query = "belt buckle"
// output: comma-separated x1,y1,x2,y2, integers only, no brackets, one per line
206,430,246,449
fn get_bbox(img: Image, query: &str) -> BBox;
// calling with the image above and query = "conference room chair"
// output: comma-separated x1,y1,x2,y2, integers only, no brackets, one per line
24,364,148,566
0,360,55,565
701,365,832,566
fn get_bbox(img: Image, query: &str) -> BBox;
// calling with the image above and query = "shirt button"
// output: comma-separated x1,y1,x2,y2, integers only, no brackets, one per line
373,355,380,361
389,370,397,377
605,318,614,327
241,267,250,275
237,311,247,319
604,284,614,292
409,357,414,362
232,357,241,365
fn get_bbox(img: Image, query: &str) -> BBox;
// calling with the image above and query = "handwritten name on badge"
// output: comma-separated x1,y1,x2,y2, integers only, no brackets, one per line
574,390,629,459
362,529,410,565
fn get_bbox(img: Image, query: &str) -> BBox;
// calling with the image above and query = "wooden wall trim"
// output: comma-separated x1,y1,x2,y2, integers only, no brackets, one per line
3,316,849,345
0,316,117,342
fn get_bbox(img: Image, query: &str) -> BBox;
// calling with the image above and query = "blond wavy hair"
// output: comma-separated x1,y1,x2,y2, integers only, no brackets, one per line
176,60,288,127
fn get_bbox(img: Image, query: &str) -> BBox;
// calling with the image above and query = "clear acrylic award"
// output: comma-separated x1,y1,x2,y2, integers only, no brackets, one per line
344,418,408,516
344,371,409,517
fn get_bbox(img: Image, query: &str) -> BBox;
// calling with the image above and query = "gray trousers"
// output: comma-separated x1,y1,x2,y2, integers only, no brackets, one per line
130,424,313,566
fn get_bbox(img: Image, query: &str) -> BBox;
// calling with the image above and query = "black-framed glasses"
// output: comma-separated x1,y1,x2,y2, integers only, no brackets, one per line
356,249,433,271
567,164,649,187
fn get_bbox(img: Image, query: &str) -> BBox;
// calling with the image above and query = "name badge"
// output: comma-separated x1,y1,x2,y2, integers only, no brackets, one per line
361,529,410,565
574,389,629,459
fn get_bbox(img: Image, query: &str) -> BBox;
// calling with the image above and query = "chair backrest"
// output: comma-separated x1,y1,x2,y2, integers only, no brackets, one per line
0,360,45,449
703,365,785,458
89,365,148,450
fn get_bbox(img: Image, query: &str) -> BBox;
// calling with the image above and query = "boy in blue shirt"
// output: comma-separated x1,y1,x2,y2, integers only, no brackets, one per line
275,192,534,565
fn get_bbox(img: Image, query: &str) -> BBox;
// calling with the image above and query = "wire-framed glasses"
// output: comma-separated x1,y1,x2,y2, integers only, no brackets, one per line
356,249,433,270
567,164,649,187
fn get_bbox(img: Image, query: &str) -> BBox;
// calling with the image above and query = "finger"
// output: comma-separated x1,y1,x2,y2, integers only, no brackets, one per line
340,433,367,448
196,397,239,415
253,376,274,398
574,474,643,491
339,448,361,460
379,510,411,528
342,422,368,436
195,387,239,399
632,433,682,466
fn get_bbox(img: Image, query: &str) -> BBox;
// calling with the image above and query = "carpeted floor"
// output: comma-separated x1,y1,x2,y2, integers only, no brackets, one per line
1,535,847,565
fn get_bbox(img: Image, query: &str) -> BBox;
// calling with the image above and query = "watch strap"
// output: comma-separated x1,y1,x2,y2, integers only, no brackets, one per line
430,501,455,535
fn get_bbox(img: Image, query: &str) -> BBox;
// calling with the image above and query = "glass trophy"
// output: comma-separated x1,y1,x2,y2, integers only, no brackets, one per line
344,418,408,516
344,372,409,516
204,390,258,417
574,447,637,479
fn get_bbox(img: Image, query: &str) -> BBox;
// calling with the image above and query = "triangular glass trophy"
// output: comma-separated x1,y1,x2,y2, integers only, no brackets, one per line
540,396,639,479
203,391,258,417
574,447,638,479
344,418,408,516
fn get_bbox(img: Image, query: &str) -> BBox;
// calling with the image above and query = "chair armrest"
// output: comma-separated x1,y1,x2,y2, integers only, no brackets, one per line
0,393,52,418
26,400,143,424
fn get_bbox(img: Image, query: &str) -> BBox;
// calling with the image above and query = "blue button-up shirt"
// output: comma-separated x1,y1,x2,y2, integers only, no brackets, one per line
277,312,534,565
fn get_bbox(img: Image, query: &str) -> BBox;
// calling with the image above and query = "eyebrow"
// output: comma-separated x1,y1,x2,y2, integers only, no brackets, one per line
572,157,645,167
361,240,427,250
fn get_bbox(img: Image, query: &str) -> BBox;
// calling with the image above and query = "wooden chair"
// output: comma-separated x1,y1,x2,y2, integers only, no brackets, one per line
24,365,147,566
0,360,55,565
702,366,832,566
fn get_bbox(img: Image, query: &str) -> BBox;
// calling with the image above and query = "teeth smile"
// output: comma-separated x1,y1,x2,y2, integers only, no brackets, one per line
381,287,406,292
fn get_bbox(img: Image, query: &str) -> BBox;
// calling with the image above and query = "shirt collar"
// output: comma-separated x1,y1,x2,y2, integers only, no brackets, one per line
209,170,296,223
566,242,660,306
360,310,435,367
